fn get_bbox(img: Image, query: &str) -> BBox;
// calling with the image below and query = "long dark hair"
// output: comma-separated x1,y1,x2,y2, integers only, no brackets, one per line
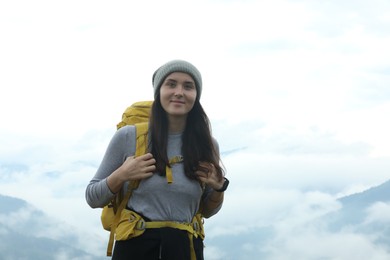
149,97,224,181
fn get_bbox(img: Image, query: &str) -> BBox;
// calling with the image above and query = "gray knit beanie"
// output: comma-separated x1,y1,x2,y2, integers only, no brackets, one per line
152,60,202,100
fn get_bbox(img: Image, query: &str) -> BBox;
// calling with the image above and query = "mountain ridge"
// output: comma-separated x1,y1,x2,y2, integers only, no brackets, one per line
0,194,103,260
1,179,389,259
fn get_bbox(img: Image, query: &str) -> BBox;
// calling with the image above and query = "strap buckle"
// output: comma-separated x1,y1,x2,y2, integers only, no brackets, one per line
192,222,199,232
135,219,146,230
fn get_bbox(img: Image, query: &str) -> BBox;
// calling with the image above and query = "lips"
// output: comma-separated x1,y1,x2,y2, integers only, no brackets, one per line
170,100,185,104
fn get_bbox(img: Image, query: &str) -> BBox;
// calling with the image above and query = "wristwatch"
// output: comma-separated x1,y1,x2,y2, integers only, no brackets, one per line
214,177,229,192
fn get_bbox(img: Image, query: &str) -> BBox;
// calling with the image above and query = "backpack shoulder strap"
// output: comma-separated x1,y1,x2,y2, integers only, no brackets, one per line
134,122,149,156
106,182,137,255
106,122,149,256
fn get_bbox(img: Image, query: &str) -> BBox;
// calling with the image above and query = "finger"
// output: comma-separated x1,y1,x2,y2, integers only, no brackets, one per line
144,165,156,173
140,158,156,169
197,175,209,185
197,177,206,183
138,153,154,160
196,165,210,174
195,171,208,179
198,162,214,172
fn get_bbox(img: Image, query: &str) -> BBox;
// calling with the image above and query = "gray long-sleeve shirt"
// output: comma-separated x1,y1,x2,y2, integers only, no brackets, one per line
85,125,220,223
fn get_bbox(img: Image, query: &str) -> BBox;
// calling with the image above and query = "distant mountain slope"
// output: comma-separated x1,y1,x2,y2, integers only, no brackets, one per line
0,194,100,260
322,179,390,251
339,179,390,207
206,179,390,259
327,179,390,227
0,194,28,214
340,180,390,207
0,222,91,259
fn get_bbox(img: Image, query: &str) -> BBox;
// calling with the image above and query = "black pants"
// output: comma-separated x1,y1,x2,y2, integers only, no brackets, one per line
112,227,204,260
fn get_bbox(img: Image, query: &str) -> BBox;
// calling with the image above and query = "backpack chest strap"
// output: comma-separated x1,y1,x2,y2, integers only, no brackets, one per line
165,155,184,184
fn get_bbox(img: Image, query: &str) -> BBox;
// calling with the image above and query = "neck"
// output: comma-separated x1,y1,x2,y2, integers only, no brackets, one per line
168,116,187,134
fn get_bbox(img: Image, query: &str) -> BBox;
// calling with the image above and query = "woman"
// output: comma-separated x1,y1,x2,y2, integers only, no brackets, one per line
86,60,228,260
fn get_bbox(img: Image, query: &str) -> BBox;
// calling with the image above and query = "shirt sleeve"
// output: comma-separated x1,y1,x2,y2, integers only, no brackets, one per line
85,125,136,208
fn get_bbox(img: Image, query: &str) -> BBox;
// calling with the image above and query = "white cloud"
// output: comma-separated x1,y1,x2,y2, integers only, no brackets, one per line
1,0,390,259
264,229,390,260
203,245,228,260
364,202,390,224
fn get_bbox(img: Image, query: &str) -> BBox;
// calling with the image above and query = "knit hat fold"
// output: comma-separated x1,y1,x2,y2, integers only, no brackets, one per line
152,60,202,99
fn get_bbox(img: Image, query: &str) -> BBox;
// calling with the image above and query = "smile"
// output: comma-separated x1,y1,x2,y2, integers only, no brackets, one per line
171,100,185,104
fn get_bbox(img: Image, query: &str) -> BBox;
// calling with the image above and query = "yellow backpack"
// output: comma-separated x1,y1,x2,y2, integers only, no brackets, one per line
100,101,205,259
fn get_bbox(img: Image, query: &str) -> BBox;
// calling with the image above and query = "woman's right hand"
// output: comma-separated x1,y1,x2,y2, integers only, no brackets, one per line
107,153,156,193
120,153,156,181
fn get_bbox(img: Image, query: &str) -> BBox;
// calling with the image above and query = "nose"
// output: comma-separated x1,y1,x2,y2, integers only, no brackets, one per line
174,85,184,96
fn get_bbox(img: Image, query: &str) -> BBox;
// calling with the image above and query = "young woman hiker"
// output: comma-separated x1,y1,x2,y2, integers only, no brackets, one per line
86,59,228,260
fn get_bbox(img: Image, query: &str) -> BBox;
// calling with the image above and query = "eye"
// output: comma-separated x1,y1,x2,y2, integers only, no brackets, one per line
184,83,195,90
165,80,176,88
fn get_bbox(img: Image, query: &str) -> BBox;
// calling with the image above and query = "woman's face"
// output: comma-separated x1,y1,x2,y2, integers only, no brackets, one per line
159,72,197,120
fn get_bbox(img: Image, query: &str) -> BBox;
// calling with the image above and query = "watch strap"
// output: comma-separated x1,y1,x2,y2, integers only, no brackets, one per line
215,177,229,192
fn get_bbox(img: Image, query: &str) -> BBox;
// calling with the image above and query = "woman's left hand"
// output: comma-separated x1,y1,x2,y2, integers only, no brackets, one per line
195,162,224,190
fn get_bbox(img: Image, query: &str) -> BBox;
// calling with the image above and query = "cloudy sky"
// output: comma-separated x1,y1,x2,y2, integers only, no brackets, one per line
1,0,390,259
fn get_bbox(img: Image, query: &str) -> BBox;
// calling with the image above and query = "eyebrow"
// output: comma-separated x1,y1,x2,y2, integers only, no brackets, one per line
165,78,194,85
165,78,177,83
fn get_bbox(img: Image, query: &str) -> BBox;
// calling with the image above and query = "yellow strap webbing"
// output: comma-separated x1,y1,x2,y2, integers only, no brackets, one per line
135,122,148,157
166,155,184,184
106,123,147,256
145,221,195,233
165,166,173,184
189,233,196,260
106,181,137,256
